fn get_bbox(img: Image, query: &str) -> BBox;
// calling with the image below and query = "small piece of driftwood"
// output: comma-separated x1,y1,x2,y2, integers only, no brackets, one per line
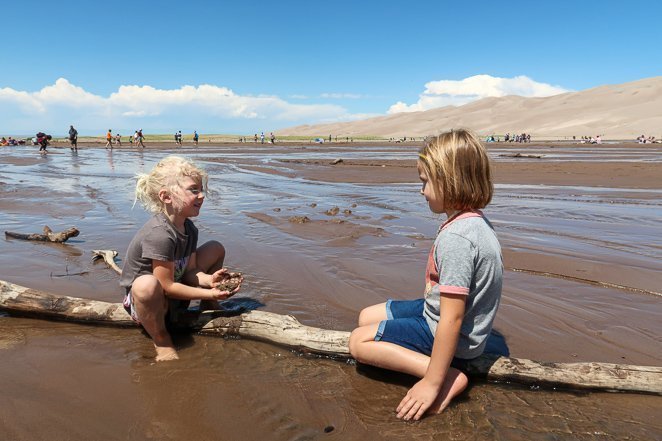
499,153,544,159
92,249,122,274
5,226,80,243
1,279,660,395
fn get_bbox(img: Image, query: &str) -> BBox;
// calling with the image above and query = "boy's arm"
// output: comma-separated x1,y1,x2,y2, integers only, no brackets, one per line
396,293,466,421
152,259,229,301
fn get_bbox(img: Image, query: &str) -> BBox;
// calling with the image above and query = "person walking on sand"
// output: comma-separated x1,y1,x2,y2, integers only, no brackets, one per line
270,132,275,144
116,133,122,147
349,129,503,421
193,131,199,146
105,129,113,149
120,155,243,361
68,125,78,152
137,129,145,148
260,132,265,144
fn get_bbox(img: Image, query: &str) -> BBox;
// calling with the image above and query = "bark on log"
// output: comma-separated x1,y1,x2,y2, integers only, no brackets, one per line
4,226,80,243
1,279,660,395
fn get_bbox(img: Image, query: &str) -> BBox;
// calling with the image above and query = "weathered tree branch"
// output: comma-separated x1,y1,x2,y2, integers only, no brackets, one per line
1,279,660,395
92,249,122,274
5,226,80,243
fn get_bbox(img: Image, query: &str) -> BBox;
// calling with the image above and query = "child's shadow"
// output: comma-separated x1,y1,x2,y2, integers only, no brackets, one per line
168,296,266,349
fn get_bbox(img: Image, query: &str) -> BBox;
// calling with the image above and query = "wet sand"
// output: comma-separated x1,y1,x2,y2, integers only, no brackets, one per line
1,141,661,439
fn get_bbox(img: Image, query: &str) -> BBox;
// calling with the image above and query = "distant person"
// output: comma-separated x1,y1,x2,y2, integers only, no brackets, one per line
116,133,122,147
254,133,258,143
68,125,78,152
193,131,199,146
270,132,275,144
329,134,332,143
120,155,243,361
105,129,113,149
36,132,51,152
349,129,503,421
178,131,183,146
260,132,265,144
137,129,145,148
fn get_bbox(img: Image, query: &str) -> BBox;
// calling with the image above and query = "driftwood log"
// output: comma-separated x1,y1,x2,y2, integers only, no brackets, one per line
1,279,660,395
5,226,80,243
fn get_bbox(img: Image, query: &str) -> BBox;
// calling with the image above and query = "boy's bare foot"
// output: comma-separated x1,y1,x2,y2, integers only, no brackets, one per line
154,346,179,362
428,370,469,414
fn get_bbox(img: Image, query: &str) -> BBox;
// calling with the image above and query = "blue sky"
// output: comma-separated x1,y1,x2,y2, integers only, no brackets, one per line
1,0,659,136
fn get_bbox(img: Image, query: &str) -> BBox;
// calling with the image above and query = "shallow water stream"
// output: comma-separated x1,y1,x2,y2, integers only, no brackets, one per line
1,144,660,440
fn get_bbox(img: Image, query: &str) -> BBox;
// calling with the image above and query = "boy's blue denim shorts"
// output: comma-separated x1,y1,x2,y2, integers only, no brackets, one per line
374,298,472,371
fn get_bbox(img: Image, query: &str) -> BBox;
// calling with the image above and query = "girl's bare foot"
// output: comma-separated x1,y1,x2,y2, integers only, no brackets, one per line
428,369,469,414
154,345,179,362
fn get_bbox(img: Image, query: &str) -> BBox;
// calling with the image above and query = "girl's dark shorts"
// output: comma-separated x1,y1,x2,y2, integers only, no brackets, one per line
374,298,472,372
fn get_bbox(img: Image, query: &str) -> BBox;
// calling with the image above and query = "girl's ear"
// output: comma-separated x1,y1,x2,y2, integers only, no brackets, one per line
158,188,172,204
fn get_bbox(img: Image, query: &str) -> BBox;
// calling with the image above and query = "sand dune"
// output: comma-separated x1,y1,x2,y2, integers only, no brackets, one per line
278,77,662,139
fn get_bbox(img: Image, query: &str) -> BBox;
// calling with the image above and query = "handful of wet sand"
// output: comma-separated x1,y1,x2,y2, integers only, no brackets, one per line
215,272,243,292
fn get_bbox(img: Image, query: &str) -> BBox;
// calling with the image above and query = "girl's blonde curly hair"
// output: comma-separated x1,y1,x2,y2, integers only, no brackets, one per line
134,155,208,214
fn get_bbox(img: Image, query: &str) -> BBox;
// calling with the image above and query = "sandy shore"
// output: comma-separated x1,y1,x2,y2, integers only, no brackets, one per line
0,141,660,440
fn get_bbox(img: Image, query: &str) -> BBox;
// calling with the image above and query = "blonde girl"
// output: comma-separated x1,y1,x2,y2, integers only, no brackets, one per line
349,129,503,420
120,155,241,361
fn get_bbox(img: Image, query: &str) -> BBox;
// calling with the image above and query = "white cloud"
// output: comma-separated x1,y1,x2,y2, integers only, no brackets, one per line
388,74,570,113
0,78,352,134
320,93,363,99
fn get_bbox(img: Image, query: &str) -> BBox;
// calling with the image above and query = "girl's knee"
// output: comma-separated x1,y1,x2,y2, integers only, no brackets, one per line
348,329,362,359
357,302,387,327
131,275,163,302
197,240,226,271
348,326,376,361
201,240,226,259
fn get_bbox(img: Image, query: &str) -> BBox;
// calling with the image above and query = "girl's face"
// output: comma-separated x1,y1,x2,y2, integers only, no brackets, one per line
417,162,445,214
173,176,205,217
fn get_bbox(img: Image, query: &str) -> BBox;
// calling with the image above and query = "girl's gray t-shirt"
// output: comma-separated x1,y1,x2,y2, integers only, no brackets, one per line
423,212,503,359
120,213,198,294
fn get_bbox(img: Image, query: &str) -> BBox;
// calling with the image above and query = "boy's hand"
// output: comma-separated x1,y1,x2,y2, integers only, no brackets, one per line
396,377,441,421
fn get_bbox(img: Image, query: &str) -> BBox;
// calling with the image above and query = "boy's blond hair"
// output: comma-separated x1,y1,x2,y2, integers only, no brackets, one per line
134,155,208,214
418,129,493,211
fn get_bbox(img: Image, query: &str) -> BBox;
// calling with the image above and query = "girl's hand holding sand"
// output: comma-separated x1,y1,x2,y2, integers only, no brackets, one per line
210,268,243,294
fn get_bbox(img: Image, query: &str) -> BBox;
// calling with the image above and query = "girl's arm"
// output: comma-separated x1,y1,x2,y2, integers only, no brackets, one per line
396,293,466,420
181,251,234,290
152,259,229,301
181,252,212,288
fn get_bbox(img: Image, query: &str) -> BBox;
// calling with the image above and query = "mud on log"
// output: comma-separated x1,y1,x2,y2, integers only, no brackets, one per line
5,226,80,243
1,279,660,395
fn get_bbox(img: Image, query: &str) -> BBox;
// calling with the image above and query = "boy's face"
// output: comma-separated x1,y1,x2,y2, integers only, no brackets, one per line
417,162,445,214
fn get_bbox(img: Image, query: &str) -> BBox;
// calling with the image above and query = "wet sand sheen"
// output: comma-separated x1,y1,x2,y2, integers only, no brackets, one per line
0,143,660,439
